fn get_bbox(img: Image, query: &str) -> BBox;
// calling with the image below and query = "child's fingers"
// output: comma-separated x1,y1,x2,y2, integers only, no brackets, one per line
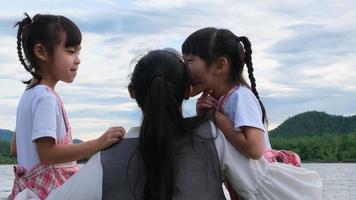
111,131,125,139
197,98,217,108
108,126,126,138
197,102,214,109
109,126,126,133
111,137,120,143
197,97,216,105
198,93,217,104
198,94,217,102
205,97,218,105
202,90,213,96
206,95,217,102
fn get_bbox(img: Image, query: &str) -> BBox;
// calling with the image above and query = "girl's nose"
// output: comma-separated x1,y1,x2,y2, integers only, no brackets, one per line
75,56,81,64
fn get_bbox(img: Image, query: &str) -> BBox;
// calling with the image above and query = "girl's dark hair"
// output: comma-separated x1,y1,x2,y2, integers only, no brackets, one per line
15,13,82,89
182,27,267,123
130,49,192,200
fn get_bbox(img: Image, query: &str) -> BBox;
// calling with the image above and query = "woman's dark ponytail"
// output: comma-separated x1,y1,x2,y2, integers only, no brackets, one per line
140,75,186,200
131,50,191,200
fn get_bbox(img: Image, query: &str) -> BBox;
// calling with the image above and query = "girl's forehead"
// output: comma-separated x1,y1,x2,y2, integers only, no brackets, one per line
57,30,82,48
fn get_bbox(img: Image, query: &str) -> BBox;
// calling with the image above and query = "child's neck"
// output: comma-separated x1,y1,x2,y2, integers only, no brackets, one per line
37,63,58,90
40,78,58,90
213,81,238,99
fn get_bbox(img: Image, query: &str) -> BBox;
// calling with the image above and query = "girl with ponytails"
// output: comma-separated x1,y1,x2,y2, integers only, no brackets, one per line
9,13,124,199
182,27,322,199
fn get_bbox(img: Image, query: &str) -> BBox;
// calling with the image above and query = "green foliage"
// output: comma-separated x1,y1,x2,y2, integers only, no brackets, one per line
0,141,17,164
271,134,356,162
270,111,356,162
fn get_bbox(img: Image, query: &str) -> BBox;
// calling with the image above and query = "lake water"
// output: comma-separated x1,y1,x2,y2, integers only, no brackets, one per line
1,163,356,199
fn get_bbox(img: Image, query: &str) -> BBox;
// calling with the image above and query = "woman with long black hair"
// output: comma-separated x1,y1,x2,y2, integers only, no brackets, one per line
45,49,227,200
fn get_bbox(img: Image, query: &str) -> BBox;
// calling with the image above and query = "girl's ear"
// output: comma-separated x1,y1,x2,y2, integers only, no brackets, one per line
184,85,193,99
214,57,229,75
128,84,136,99
33,43,48,62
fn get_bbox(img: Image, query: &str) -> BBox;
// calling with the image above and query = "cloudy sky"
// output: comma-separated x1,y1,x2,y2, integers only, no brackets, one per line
0,0,355,140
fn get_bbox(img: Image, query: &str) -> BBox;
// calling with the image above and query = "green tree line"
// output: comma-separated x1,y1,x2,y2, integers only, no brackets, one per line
270,134,356,162
0,141,17,164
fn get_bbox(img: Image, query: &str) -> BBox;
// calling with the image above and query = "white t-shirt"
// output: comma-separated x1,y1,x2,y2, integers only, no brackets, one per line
222,85,271,149
15,85,67,171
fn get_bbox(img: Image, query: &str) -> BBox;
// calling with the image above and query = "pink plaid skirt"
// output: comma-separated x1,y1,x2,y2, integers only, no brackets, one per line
10,163,79,200
226,149,302,200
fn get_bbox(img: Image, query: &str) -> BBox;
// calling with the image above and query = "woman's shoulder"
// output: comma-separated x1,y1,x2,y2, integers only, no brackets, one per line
123,126,140,139
189,118,217,141
101,127,141,156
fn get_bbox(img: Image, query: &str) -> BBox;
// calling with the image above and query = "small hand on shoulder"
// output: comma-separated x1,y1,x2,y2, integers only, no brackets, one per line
95,126,126,150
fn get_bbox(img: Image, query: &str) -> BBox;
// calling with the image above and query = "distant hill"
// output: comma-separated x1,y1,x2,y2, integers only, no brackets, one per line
270,111,356,162
0,129,16,163
73,139,83,144
270,111,356,137
0,129,13,141
0,128,83,144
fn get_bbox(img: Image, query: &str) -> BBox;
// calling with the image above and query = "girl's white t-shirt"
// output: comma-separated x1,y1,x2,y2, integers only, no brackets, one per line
15,85,67,171
222,85,271,149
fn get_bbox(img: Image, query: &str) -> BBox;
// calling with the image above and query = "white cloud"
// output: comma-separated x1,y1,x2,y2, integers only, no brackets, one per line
1,0,355,139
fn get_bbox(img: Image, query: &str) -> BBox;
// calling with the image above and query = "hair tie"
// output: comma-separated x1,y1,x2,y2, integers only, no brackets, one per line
152,72,165,81
20,13,33,30
149,72,165,89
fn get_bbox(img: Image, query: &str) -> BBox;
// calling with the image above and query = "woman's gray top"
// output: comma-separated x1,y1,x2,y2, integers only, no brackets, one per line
101,121,226,200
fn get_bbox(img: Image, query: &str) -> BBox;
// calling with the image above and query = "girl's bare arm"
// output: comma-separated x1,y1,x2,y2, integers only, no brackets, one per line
214,112,265,160
35,127,125,164
11,132,17,157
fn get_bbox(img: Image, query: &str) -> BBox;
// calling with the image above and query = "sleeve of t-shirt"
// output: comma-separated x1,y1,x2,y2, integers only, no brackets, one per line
233,89,265,132
32,95,58,142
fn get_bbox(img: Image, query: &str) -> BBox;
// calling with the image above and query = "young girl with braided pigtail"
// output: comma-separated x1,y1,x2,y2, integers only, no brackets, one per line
9,13,124,199
182,27,322,199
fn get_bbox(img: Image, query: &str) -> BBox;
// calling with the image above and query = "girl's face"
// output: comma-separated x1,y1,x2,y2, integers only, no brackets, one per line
183,54,215,96
49,35,81,84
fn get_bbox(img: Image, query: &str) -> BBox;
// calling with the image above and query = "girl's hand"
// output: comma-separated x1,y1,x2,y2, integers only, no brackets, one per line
96,127,126,150
196,90,217,117
214,111,234,131
35,127,125,164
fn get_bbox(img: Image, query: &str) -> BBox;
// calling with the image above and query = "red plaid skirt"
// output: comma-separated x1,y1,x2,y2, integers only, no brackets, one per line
10,86,79,200
10,163,79,200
